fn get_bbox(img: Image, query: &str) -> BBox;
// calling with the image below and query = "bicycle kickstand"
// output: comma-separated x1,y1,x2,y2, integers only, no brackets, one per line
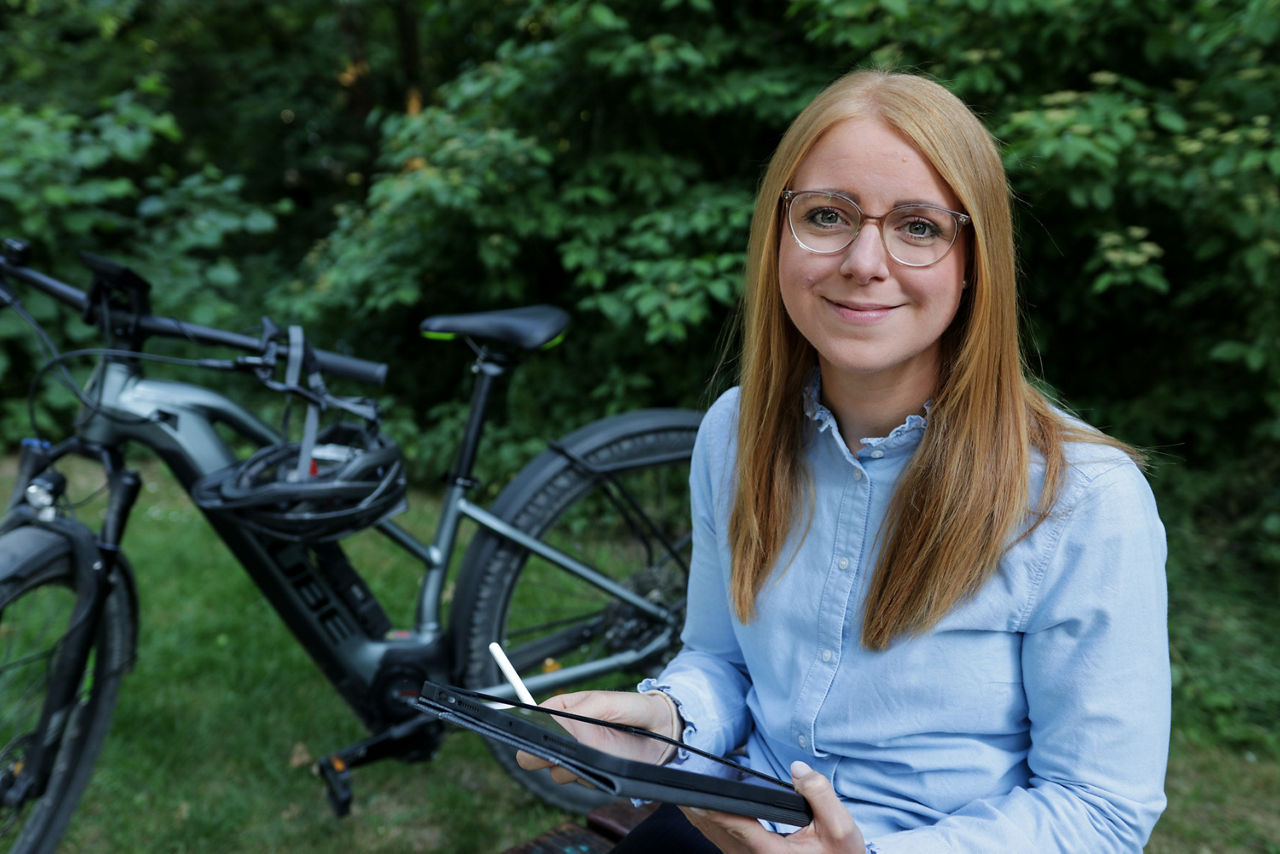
314,713,444,817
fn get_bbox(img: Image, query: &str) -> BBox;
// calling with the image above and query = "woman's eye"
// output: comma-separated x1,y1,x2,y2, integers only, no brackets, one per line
806,207,847,229
899,217,943,241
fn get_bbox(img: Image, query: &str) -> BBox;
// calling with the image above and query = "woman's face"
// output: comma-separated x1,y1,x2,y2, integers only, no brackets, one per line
779,117,967,402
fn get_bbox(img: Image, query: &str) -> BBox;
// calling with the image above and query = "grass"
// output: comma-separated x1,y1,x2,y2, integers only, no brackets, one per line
4,454,567,853
2,454,1277,852
1149,734,1280,853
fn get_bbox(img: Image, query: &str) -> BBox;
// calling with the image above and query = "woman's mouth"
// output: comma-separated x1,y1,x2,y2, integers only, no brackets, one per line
824,297,899,325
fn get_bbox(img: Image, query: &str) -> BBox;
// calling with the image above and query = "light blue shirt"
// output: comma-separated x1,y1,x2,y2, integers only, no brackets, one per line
640,385,1169,852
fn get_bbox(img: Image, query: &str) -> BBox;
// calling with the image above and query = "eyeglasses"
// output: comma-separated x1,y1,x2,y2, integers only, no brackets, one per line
781,189,970,268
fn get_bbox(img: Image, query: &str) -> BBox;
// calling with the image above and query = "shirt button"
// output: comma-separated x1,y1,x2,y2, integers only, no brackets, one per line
821,649,832,662
870,449,885,459
838,557,850,570
852,469,864,481
798,735,807,748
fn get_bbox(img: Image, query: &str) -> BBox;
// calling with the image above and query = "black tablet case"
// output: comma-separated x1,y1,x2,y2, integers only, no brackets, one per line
414,681,813,827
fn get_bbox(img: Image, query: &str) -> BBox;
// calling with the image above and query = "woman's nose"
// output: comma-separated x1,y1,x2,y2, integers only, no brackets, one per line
838,221,890,282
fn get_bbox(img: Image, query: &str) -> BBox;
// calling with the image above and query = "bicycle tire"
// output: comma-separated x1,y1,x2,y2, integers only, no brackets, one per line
454,408,701,813
0,526,136,854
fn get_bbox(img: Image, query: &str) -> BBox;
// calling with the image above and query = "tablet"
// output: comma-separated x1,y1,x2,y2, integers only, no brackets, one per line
413,681,813,827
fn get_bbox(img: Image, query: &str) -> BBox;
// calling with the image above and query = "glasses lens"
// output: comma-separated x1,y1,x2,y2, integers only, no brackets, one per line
882,206,960,266
788,192,860,254
787,192,963,266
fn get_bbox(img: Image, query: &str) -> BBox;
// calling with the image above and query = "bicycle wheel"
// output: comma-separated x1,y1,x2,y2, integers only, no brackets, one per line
454,408,701,813
0,526,136,854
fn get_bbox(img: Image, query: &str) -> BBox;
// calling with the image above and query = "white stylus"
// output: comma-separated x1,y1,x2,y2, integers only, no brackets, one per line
489,641,537,706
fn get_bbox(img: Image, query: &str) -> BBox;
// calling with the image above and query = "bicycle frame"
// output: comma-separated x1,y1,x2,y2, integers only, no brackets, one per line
68,354,682,730
0,241,695,830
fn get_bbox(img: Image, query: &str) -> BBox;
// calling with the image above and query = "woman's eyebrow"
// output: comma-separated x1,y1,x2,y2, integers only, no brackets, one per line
794,187,862,205
802,188,951,210
806,187,858,199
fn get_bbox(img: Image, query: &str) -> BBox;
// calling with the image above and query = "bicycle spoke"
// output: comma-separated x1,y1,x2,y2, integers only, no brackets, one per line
504,615,609,673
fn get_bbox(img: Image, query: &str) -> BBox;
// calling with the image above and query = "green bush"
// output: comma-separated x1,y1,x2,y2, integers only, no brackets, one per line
1,0,1277,757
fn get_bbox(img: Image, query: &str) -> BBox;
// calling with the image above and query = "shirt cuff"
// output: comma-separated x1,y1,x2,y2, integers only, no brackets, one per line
637,678,699,757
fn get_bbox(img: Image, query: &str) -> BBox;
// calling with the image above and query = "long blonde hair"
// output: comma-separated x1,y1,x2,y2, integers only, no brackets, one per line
730,69,1135,650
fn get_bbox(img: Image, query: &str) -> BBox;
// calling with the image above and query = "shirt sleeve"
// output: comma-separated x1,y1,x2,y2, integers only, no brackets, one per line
638,389,754,760
869,459,1170,854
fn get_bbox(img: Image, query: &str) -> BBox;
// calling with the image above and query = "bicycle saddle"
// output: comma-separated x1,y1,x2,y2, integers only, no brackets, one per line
419,305,570,351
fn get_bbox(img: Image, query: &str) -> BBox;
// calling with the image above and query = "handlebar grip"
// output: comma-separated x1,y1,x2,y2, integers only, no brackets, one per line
139,317,386,385
312,350,388,386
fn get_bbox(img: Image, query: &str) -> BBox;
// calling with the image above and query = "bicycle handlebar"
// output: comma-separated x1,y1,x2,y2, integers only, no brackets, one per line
0,251,388,386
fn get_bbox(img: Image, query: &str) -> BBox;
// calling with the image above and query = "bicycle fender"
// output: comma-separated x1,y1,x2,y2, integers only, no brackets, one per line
449,407,702,679
0,522,141,669
0,524,74,579
484,408,704,524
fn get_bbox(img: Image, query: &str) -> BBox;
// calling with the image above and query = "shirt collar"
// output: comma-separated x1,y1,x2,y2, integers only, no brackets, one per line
802,372,929,455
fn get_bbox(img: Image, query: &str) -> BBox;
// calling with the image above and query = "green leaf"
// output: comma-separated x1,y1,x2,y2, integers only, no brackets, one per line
40,185,74,206
1154,109,1188,134
244,210,277,234
1090,183,1114,209
206,260,241,288
137,196,168,218
587,4,627,31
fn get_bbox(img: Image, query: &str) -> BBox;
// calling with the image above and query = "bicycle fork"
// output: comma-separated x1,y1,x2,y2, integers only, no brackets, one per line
0,440,140,809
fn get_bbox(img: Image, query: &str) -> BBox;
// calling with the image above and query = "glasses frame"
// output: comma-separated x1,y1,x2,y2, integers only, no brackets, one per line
780,189,971,268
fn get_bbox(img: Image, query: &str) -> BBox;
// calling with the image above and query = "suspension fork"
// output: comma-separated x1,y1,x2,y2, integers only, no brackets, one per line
1,442,140,808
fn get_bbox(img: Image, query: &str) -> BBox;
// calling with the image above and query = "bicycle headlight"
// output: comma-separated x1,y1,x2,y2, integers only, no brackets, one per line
24,471,66,509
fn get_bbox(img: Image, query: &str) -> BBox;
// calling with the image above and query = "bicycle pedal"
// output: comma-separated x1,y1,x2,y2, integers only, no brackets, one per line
313,715,444,817
315,754,353,818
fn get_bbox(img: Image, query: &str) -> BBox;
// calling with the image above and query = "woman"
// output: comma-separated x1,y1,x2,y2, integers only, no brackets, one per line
521,69,1169,853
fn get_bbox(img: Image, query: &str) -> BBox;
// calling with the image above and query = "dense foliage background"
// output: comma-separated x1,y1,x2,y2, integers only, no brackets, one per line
1,0,1277,776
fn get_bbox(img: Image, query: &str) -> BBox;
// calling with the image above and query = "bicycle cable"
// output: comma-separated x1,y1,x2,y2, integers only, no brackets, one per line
5,274,380,437
23,345,376,436
1,287,88,435
23,347,243,433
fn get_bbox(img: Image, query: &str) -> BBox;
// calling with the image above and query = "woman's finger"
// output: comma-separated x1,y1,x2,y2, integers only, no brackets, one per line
517,746,589,786
515,748,552,772
677,765,866,853
516,690,676,787
549,765,587,786
790,761,864,850
680,806,775,851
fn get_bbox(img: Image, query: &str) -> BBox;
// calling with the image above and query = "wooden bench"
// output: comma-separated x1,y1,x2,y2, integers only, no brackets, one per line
502,801,658,853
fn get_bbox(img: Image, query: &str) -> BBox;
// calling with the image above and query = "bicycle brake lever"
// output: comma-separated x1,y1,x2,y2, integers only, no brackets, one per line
229,355,272,371
186,355,276,375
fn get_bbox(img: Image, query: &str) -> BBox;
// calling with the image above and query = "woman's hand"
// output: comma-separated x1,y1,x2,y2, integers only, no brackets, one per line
680,761,865,853
515,690,680,785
